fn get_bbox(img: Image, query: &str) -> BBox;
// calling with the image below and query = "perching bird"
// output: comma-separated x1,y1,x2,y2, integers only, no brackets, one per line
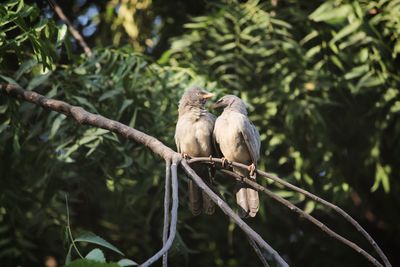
212,95,261,218
175,87,216,215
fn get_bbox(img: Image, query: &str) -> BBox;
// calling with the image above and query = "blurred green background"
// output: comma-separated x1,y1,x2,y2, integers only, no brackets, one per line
0,0,399,266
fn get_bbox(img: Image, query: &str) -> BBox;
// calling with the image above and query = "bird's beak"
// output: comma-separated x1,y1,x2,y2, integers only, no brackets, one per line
201,92,214,99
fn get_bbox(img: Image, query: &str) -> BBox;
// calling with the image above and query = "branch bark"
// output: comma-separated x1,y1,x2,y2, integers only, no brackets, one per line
162,160,171,267
140,159,179,267
188,157,391,267
247,236,271,267
220,169,383,267
0,84,177,160
180,160,289,267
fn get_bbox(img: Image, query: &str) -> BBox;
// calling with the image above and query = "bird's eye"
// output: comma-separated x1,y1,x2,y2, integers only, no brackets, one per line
216,99,223,103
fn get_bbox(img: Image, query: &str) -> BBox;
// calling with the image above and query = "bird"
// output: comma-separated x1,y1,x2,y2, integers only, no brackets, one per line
212,95,261,218
175,87,216,215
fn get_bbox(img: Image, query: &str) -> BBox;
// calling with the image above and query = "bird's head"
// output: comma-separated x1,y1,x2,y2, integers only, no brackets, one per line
211,95,247,114
179,87,214,108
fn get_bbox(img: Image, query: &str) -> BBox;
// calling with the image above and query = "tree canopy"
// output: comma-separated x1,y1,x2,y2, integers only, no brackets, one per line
0,0,399,266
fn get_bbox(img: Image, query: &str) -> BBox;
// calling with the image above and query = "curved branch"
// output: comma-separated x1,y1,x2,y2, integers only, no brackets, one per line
220,169,383,267
141,159,180,267
0,84,178,161
188,157,391,267
162,159,171,267
180,160,289,267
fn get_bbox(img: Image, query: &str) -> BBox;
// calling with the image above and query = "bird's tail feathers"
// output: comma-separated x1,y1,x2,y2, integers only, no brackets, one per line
234,168,259,218
188,164,216,215
188,180,202,216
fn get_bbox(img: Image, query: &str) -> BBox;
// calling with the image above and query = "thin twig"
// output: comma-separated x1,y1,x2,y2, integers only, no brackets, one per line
247,236,271,267
47,0,93,57
162,159,171,267
140,157,180,267
188,157,391,267
65,194,83,259
221,169,383,267
181,160,289,267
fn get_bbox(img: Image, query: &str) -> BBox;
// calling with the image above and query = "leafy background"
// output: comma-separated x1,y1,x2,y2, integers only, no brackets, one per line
0,0,399,266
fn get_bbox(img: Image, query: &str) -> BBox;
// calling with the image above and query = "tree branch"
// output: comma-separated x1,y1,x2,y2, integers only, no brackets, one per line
188,157,391,267
247,236,271,267
162,160,171,267
180,160,289,267
140,159,180,267
220,169,383,267
0,84,177,161
47,0,93,57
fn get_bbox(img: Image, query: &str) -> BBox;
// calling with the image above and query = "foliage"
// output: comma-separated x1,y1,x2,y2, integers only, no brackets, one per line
1,0,399,266
65,259,119,267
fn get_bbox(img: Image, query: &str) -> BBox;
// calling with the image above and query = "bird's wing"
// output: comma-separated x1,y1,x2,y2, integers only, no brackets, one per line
212,116,223,158
206,112,218,157
240,117,261,165
174,119,183,153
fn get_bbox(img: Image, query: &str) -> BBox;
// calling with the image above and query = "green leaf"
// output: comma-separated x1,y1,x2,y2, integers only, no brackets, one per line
85,249,106,263
371,163,391,193
0,104,8,114
15,59,37,80
65,259,119,267
71,96,97,111
305,45,321,59
66,244,73,264
0,74,18,85
57,23,68,44
309,3,352,25
99,89,122,102
117,259,138,266
27,71,52,90
74,233,124,256
117,99,133,119
49,114,66,139
331,20,362,43
303,201,315,214
74,67,87,75
220,42,236,51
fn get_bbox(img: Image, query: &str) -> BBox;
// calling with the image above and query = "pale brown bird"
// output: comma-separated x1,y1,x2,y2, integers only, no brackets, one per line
175,87,216,215
212,95,261,218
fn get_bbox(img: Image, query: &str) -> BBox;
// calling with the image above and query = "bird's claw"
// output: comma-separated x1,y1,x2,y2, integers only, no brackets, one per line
248,163,256,178
209,155,215,166
181,153,191,159
221,157,231,168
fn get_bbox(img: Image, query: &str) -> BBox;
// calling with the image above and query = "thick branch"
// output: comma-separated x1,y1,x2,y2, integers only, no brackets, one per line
181,160,289,267
162,160,171,267
220,169,383,267
188,157,391,267
0,84,178,161
140,159,180,267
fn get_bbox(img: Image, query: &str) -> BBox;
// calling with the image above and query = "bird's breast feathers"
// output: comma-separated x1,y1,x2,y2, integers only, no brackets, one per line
214,112,252,163
175,112,215,157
